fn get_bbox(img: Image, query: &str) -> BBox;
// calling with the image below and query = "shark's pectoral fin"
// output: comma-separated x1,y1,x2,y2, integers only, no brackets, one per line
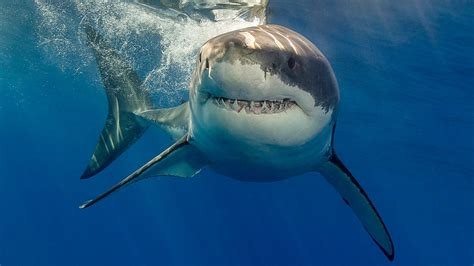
136,102,190,140
141,137,205,178
79,134,206,209
319,153,395,261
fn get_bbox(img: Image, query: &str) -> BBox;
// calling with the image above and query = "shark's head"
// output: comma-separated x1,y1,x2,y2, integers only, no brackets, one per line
190,24,340,150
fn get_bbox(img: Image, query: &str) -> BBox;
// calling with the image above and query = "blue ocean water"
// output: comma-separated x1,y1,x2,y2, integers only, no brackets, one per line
0,0,473,265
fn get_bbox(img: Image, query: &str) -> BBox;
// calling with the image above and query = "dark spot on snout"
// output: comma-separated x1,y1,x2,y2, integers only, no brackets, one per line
288,57,295,69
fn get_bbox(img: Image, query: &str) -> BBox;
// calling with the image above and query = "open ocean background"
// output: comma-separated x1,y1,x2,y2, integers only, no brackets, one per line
0,0,472,265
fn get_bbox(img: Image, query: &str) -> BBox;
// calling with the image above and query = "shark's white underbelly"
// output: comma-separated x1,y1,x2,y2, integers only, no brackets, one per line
189,101,334,180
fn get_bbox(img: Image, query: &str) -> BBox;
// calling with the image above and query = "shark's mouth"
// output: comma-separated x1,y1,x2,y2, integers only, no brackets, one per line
210,96,297,114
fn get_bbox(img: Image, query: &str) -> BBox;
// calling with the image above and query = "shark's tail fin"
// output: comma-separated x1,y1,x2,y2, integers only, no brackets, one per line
80,25,153,179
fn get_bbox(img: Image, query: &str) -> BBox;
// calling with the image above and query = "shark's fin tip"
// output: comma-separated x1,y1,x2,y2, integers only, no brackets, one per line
79,200,93,209
80,169,93,180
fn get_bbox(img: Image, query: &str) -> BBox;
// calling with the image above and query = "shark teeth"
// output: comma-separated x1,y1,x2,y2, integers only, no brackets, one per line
211,97,296,114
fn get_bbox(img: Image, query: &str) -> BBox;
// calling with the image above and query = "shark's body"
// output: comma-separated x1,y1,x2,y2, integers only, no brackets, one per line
81,24,395,261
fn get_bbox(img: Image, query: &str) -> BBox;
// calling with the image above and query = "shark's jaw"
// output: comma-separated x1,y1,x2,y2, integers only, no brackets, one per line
192,88,331,144
191,92,333,178
189,65,335,177
203,93,298,114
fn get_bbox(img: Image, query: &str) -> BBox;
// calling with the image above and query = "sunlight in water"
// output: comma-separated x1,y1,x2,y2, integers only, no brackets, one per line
34,0,267,106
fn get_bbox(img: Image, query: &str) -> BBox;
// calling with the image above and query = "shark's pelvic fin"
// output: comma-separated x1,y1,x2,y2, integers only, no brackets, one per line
320,153,395,261
137,102,190,140
80,134,206,208
81,25,154,179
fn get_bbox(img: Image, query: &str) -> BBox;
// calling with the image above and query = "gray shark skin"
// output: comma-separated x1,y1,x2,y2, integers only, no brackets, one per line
80,24,395,261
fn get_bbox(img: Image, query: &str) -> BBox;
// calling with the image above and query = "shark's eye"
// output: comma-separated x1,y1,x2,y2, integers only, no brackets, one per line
288,57,296,69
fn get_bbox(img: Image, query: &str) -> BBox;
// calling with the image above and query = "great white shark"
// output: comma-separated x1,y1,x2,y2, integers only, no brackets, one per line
80,24,395,261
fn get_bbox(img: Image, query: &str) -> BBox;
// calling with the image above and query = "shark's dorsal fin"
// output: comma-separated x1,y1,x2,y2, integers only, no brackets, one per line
80,135,206,208
319,153,395,261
